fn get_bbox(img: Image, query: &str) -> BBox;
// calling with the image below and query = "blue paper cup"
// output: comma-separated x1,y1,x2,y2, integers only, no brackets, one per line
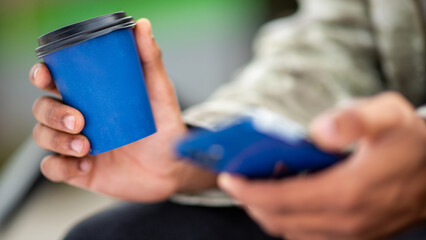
35,12,156,155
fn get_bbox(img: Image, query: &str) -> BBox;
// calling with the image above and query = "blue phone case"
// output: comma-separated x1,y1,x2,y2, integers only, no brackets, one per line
175,111,347,179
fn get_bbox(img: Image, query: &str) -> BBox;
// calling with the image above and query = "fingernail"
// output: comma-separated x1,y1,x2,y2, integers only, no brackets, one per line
33,66,40,81
315,115,338,139
218,173,232,189
146,19,153,36
71,139,83,153
79,159,91,172
30,64,41,83
63,115,76,131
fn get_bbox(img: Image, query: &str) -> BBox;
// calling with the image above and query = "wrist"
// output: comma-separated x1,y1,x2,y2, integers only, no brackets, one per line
175,161,218,193
172,124,218,193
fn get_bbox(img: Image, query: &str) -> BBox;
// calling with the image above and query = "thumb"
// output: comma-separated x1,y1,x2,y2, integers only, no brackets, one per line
308,92,415,152
134,18,175,104
135,18,162,69
308,106,364,152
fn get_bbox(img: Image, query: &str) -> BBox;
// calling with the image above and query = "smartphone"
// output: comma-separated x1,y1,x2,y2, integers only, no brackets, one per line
175,109,348,179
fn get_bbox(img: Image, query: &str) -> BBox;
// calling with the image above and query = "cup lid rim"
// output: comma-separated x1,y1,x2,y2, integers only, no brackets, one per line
35,12,135,58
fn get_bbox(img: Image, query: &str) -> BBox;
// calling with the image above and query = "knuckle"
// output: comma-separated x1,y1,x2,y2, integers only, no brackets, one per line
38,98,82,132
37,97,68,128
33,96,61,126
45,105,60,127
49,130,62,150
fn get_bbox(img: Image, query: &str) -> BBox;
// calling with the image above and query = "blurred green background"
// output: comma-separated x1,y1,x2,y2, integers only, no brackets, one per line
0,0,274,165
0,0,297,165
0,0,297,239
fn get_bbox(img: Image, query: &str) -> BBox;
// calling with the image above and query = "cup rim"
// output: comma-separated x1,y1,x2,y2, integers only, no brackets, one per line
35,12,135,58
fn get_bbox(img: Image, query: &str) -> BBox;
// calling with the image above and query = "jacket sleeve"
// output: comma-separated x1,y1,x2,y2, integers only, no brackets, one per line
182,0,384,130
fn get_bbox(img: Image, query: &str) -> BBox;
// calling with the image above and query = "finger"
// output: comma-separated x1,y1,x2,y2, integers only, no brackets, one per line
134,19,177,105
32,96,85,134
309,92,416,151
41,155,93,182
29,63,60,95
33,123,90,157
135,19,162,69
218,173,338,212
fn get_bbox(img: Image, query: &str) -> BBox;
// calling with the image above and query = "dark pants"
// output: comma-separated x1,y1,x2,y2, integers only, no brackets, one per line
64,201,281,240
64,201,426,240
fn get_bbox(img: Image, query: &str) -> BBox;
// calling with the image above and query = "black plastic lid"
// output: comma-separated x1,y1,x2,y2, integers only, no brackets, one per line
35,12,135,58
